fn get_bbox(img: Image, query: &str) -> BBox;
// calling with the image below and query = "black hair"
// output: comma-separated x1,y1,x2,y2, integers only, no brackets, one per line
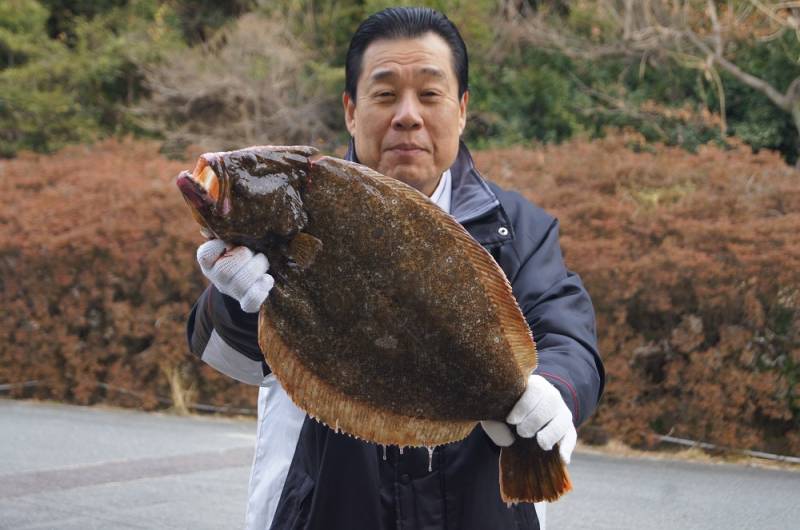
345,7,468,100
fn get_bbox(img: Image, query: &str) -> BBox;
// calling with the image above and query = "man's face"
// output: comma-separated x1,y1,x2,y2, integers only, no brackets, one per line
343,32,468,196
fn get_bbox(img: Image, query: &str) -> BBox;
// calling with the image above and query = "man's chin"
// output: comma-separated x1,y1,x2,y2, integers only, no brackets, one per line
383,165,437,195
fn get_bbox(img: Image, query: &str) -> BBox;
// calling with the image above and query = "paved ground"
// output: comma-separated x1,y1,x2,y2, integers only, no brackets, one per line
547,450,800,529
1,399,798,529
0,399,255,529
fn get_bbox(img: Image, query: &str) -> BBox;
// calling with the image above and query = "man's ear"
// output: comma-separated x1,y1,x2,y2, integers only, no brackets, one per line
458,90,469,136
343,92,357,136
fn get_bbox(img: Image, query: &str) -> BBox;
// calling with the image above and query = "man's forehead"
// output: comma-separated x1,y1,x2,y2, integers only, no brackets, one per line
359,33,456,83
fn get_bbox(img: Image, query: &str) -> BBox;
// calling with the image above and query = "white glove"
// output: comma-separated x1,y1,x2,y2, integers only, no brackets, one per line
481,374,577,464
197,239,274,313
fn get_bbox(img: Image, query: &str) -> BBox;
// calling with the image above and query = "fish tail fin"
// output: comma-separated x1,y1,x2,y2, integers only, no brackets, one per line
499,436,572,503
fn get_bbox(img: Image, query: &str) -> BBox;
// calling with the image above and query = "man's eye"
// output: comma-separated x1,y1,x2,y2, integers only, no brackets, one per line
375,91,394,98
421,91,440,98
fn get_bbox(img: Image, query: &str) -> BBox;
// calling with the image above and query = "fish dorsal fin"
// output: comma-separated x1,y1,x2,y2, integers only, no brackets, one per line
288,232,323,270
314,156,538,377
241,145,319,158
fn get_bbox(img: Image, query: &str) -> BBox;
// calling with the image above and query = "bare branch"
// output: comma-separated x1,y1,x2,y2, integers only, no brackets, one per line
750,0,794,26
706,0,723,56
707,66,728,133
624,0,635,40
136,13,342,151
507,0,800,119
682,29,792,110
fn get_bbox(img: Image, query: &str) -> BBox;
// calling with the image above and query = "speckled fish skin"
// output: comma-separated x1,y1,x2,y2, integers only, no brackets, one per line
268,155,527,422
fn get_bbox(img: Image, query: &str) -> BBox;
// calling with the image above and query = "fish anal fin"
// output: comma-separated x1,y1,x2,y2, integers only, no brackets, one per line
257,307,475,447
288,232,323,270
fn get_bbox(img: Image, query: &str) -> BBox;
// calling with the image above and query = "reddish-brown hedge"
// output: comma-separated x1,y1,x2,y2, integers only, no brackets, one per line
0,140,255,412
474,134,800,455
1,136,798,455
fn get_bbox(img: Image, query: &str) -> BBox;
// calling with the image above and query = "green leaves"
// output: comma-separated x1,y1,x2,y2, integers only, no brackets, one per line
0,0,184,156
2,0,799,164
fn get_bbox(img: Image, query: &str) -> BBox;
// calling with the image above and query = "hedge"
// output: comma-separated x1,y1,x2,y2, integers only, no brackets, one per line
475,134,800,454
2,136,798,455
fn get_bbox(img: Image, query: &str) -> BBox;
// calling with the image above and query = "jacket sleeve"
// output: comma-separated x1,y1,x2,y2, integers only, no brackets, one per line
508,215,604,427
186,284,268,385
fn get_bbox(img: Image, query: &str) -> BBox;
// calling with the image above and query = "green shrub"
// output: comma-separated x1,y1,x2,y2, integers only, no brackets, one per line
0,0,184,156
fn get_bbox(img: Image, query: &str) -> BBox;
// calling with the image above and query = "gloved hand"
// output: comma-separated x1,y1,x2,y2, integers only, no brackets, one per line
481,374,577,464
197,239,274,313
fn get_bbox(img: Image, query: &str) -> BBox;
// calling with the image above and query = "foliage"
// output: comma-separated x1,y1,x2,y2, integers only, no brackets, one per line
170,0,256,44
0,0,51,68
0,0,184,156
467,47,588,147
136,12,344,153
0,139,255,412
2,1,800,163
506,0,800,163
720,31,800,162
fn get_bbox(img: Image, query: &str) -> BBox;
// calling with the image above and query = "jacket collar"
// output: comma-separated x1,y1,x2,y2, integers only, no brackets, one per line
344,139,512,247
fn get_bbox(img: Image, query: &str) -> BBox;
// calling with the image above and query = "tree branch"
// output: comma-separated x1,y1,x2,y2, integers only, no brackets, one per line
510,0,800,116
706,0,723,55
683,29,792,110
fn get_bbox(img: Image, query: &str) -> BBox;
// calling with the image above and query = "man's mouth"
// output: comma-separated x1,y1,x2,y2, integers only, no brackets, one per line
386,143,427,154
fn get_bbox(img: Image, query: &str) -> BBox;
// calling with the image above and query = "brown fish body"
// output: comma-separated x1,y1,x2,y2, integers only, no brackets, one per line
177,146,570,503
268,156,530,422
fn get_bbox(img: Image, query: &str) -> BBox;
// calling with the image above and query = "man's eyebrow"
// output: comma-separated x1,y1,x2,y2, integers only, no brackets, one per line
418,66,447,79
367,66,448,83
368,68,397,83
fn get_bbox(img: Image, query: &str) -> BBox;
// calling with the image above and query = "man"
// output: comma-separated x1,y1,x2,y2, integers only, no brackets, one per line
186,7,604,530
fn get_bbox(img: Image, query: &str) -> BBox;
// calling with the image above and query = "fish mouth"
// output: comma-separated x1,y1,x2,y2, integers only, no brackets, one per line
176,171,208,209
177,157,220,202
177,154,227,213
176,157,226,237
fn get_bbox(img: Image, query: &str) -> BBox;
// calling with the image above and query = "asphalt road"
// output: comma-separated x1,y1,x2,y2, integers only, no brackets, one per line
1,399,798,529
0,399,255,529
546,450,800,530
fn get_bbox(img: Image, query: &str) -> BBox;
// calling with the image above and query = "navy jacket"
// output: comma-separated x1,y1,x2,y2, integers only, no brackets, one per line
186,142,604,529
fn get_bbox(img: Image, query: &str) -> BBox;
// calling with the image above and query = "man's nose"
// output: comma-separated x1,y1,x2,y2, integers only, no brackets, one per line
391,94,423,131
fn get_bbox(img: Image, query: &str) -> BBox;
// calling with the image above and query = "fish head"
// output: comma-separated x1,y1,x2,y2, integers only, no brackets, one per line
176,145,318,246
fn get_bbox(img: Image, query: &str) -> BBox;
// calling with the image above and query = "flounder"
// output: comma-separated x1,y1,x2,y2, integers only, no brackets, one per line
176,145,571,503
